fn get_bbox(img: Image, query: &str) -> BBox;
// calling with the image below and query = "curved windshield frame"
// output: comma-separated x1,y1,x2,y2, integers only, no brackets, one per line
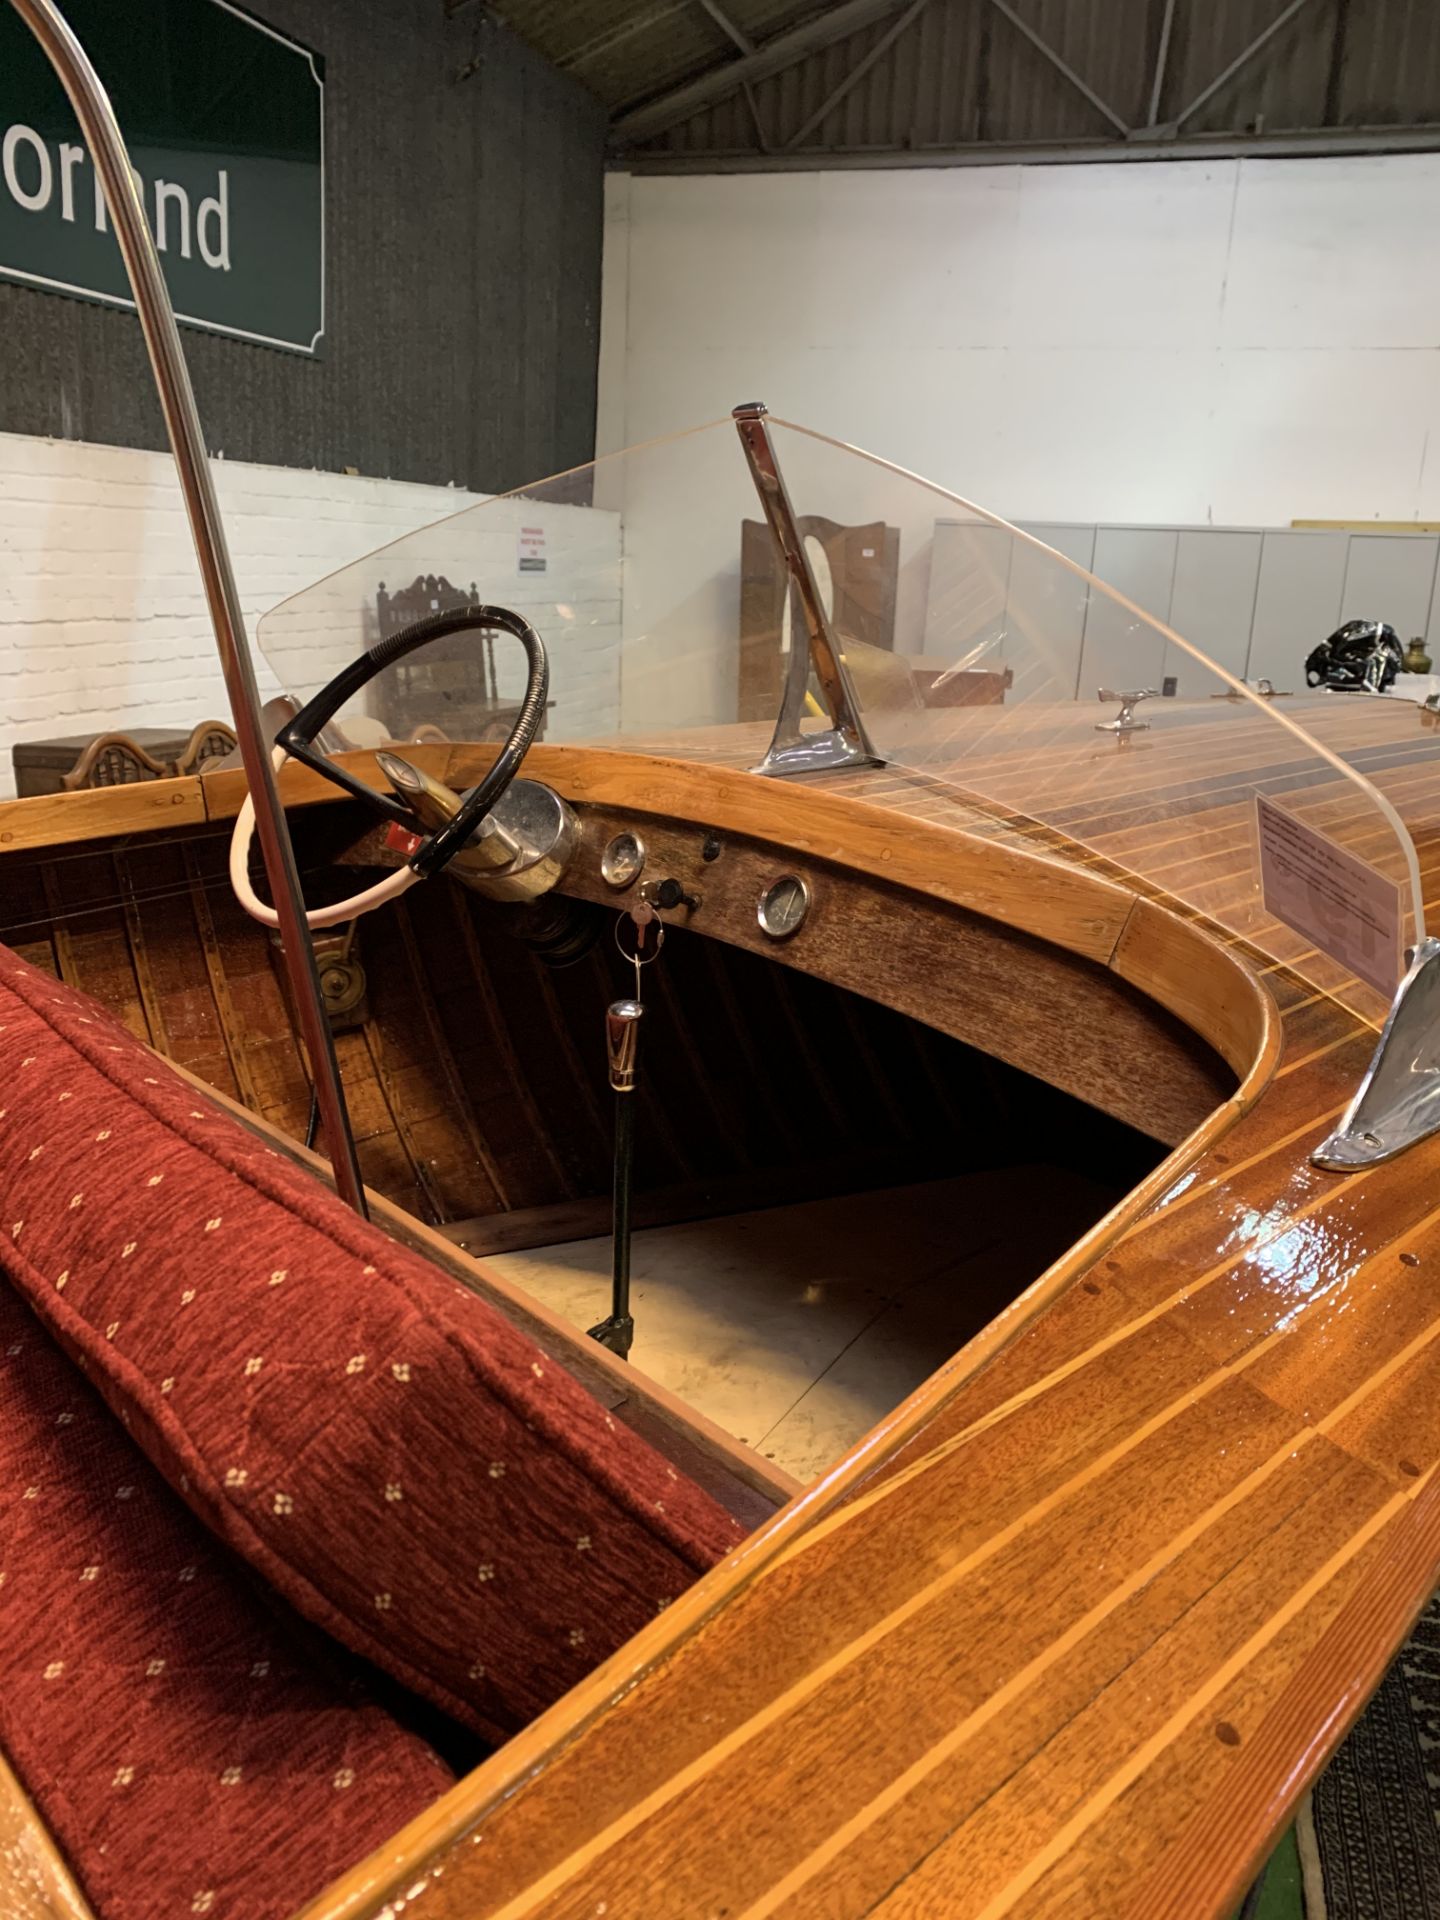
258,413,1429,1030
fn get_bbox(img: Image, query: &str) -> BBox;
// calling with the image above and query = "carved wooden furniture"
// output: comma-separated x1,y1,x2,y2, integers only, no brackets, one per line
172,719,237,776
366,576,550,747
909,659,1015,706
12,723,239,797
738,516,900,722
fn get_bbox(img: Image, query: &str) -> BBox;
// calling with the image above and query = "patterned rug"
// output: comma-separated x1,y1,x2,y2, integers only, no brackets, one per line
1300,1589,1440,1918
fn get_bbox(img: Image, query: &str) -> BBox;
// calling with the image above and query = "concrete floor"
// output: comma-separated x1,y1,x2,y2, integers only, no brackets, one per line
487,1162,1116,1482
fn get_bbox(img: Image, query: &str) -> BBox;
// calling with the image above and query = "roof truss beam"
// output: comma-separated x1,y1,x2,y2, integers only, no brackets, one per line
983,0,1131,137
1173,0,1323,129
610,0,919,146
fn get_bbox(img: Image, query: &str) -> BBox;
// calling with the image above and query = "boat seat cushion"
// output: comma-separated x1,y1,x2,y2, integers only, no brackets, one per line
0,1277,455,1920
0,944,744,1747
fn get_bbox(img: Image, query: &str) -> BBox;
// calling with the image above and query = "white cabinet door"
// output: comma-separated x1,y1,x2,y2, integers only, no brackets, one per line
1340,534,1440,645
1163,530,1263,688
1077,528,1176,699
1248,531,1348,687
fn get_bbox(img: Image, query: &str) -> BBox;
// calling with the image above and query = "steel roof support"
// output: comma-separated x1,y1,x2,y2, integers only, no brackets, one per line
983,0,1131,137
1146,0,1179,128
693,0,752,56
612,0,916,145
1174,0,1323,131
618,122,1440,171
783,0,934,151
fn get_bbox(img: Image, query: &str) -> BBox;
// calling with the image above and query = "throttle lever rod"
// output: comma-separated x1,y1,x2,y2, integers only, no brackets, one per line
588,999,645,1361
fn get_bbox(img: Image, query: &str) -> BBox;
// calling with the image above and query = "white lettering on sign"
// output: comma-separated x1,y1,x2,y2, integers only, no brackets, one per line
517,525,547,576
2,124,50,212
0,122,230,270
1255,793,1402,999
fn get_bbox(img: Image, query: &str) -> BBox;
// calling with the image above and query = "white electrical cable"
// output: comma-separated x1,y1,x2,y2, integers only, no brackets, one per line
229,744,422,930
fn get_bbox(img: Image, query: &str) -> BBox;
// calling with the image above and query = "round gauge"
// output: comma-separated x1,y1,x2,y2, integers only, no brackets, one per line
600,830,646,890
757,873,811,940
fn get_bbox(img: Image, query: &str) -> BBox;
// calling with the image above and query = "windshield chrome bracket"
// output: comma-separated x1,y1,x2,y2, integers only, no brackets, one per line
733,402,880,780
1313,936,1440,1169
1096,687,1158,734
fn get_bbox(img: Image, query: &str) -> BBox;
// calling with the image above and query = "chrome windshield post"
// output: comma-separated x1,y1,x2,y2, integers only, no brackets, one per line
1313,936,1440,1169
8,0,366,1216
732,402,879,779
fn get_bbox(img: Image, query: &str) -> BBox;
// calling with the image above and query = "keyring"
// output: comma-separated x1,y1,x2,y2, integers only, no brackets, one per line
614,914,666,968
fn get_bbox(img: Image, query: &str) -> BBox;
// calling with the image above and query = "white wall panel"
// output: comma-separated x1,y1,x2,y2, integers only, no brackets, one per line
1222,157,1440,352
603,156,1440,528
1009,163,1236,352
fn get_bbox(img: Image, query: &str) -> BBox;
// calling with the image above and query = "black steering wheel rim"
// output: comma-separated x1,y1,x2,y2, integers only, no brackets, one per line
274,604,549,881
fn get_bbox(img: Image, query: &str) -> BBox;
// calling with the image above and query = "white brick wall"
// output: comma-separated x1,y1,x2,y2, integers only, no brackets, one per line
0,433,623,798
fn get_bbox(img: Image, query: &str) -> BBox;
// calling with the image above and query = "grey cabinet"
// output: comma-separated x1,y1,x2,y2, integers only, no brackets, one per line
1341,535,1440,647
1077,528,1176,697
1163,530,1263,690
1245,532,1348,688
1013,524,1096,699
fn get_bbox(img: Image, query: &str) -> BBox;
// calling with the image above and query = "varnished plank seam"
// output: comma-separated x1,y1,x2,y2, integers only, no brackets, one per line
1116,1101,1349,1242
965,1478,1419,1920
734,1450,1354,1920
478,1302,1440,1920
475,1398,1337,1920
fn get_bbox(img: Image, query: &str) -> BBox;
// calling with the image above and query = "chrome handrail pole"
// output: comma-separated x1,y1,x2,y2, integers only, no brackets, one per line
8,0,366,1214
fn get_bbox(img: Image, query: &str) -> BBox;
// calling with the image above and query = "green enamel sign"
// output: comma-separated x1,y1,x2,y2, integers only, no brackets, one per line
0,0,324,353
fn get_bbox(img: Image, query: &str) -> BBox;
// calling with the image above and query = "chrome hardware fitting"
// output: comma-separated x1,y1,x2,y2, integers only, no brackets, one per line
378,755,576,902
758,874,812,940
8,0,365,1212
1096,687,1159,734
733,402,878,780
1313,936,1440,1169
600,830,646,890
605,999,644,1095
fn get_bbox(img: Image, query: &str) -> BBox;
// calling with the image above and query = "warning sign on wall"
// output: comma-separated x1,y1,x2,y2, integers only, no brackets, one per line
517,526,547,575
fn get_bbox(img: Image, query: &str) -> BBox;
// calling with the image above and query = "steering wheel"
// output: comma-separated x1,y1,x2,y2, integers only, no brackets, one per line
229,605,549,931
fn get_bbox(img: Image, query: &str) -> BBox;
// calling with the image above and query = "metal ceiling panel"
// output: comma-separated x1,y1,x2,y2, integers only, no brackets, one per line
483,0,1440,166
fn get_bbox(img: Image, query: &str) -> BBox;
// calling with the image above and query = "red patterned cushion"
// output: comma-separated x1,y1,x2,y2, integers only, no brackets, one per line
0,944,744,1747
0,1280,454,1920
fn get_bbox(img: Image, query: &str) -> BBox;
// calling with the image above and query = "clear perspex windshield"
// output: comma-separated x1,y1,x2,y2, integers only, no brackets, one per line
259,415,1433,1030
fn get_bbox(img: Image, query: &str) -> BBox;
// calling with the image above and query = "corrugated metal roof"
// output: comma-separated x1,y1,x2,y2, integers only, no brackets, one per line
483,0,827,112
484,0,1440,162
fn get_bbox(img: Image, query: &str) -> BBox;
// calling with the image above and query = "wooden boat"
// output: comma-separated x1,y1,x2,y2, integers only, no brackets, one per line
7,10,1440,1915
9,437,1440,1917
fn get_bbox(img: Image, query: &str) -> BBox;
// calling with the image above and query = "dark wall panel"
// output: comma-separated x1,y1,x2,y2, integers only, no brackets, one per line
0,0,606,492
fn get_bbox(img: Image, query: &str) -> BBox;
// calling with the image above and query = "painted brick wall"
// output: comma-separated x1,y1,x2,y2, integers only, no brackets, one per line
0,431,622,798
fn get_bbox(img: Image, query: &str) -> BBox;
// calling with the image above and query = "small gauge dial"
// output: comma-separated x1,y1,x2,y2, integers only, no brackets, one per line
757,873,811,940
600,830,646,890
